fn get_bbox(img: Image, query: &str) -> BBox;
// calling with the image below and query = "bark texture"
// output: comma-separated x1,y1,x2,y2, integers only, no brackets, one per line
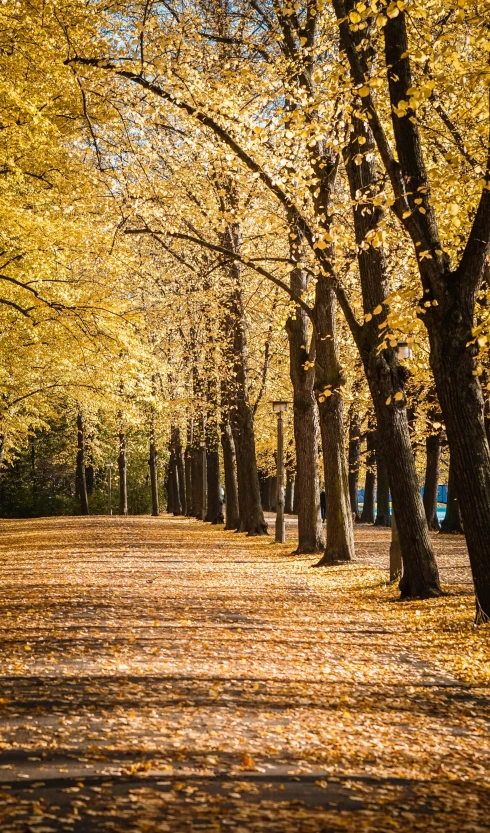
339,73,440,596
191,446,202,520
285,472,295,515
205,431,223,526
348,404,361,522
423,433,441,531
184,421,194,517
331,2,489,610
149,409,159,517
173,427,186,516
223,223,267,535
360,430,376,524
314,277,354,565
118,431,128,517
285,225,323,553
221,420,239,530
441,459,463,534
76,411,89,516
374,443,390,528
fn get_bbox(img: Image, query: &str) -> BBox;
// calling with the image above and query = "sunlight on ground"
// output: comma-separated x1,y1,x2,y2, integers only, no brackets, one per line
0,516,488,831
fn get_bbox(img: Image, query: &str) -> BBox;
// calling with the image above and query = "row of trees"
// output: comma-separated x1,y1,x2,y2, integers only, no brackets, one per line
2,0,489,618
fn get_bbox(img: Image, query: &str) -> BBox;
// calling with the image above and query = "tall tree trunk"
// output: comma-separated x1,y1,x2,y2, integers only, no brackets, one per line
430,342,490,615
441,458,463,534
205,414,223,524
314,278,354,565
335,2,441,599
192,446,202,520
223,223,267,536
375,445,391,528
206,448,223,524
285,224,323,553
149,408,159,517
0,434,6,469
348,404,361,522
173,427,186,515
185,420,194,517
169,433,182,516
31,439,36,508
166,455,175,514
76,411,89,516
361,430,376,523
285,472,295,514
118,431,128,516
423,433,441,531
85,465,94,496
221,420,239,530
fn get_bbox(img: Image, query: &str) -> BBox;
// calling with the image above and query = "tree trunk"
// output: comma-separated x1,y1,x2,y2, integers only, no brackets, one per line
223,224,267,536
374,400,442,597
285,472,295,514
118,431,128,516
380,9,483,606
360,430,376,524
149,409,159,517
166,456,174,514
85,465,94,496
184,423,194,517
205,413,223,524
293,476,299,514
348,405,361,522
170,437,183,516
375,444,391,528
206,448,223,524
285,230,323,553
76,411,89,516
314,278,354,565
340,99,440,597
423,433,441,531
430,337,490,618
441,458,463,534
173,427,186,515
259,472,268,512
192,446,202,520
221,420,239,530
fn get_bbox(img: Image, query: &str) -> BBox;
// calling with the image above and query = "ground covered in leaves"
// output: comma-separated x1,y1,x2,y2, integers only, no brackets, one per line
0,514,488,832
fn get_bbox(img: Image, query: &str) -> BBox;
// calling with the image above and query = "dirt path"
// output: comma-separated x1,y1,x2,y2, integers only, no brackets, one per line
0,515,488,831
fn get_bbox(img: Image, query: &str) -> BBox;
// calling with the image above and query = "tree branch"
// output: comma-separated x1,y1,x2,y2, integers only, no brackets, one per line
124,226,315,321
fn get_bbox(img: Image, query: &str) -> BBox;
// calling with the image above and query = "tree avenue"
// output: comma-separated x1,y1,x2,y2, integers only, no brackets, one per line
1,0,490,619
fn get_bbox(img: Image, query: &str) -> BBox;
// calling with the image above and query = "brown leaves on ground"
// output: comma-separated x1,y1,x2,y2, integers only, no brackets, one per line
0,514,488,832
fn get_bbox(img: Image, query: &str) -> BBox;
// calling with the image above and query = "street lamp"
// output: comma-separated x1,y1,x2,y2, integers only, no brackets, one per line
272,401,289,543
200,439,207,521
105,462,114,516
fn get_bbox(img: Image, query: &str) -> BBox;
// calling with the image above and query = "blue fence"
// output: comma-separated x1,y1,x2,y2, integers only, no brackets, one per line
357,484,448,504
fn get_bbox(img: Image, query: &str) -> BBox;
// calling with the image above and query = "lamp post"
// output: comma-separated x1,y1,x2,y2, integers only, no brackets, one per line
200,439,207,521
272,401,289,543
389,340,412,580
105,462,113,516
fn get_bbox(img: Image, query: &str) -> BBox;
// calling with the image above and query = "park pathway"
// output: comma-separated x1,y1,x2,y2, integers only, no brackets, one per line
0,515,488,831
